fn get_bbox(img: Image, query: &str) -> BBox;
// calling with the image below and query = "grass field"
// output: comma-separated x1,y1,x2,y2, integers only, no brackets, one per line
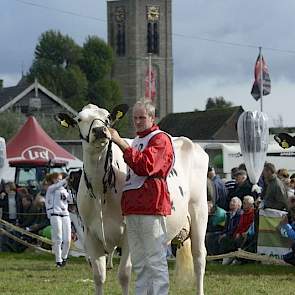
0,252,295,295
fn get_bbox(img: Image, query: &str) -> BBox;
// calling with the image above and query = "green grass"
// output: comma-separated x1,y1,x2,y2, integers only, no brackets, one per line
0,252,295,294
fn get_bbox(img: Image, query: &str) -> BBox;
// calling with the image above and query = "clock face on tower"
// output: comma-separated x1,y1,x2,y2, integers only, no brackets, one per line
115,6,126,23
147,6,160,21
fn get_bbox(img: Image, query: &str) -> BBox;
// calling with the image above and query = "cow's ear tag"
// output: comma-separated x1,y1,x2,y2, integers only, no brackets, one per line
110,104,129,122
60,119,69,128
55,113,77,128
116,111,123,120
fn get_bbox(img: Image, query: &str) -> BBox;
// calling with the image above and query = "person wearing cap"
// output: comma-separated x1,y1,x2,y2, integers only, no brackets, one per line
228,169,254,203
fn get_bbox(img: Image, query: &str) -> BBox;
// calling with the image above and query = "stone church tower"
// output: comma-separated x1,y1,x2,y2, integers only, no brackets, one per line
107,0,173,128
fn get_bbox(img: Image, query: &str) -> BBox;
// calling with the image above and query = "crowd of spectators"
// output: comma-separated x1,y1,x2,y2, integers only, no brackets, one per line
0,179,51,252
206,162,295,265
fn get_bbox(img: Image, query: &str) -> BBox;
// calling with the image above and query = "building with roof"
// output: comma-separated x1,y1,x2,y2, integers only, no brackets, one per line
0,78,81,160
159,106,244,141
0,78,77,117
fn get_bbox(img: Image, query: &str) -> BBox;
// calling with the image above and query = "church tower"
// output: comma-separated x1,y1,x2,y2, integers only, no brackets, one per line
107,0,173,127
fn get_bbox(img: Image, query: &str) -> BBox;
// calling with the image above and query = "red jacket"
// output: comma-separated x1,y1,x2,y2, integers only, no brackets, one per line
234,207,255,236
121,125,173,216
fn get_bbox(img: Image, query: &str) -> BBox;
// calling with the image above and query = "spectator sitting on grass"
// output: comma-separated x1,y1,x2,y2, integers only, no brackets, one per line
220,196,255,264
206,200,227,255
218,197,242,254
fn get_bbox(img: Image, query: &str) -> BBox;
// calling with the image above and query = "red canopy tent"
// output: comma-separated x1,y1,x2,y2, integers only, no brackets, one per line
7,116,75,167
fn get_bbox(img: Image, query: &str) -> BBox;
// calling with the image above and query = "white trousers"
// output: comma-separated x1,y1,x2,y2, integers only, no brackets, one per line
126,215,169,295
50,215,71,263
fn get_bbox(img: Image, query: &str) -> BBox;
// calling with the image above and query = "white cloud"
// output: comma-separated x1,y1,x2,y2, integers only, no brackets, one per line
1,74,22,87
174,77,295,127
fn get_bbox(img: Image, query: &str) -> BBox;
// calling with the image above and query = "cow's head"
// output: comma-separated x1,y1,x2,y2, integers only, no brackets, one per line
55,104,129,145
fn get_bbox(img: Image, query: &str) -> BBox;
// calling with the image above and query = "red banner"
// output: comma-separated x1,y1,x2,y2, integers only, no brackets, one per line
145,67,156,101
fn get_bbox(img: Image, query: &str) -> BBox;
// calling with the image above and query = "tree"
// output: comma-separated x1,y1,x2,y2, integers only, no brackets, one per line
0,112,80,141
0,112,27,141
27,30,121,111
34,30,82,67
80,36,114,83
88,80,121,109
34,114,80,140
205,96,233,110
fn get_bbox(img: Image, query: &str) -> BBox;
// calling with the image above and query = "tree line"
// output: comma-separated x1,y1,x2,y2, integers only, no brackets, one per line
27,30,121,111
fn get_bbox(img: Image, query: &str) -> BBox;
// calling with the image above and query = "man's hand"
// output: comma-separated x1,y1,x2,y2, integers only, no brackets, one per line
108,127,130,152
108,127,121,145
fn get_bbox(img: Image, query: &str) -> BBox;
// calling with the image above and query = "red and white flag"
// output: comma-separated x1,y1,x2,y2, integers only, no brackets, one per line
145,67,156,101
251,53,271,101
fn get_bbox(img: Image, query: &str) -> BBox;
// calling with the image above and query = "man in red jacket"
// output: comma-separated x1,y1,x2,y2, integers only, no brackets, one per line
108,100,174,295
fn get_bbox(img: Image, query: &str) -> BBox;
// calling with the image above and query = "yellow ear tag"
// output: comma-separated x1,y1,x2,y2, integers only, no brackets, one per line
60,120,69,128
116,111,123,120
281,140,289,149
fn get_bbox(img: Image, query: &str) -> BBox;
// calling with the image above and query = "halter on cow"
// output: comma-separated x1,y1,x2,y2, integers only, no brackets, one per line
56,104,208,295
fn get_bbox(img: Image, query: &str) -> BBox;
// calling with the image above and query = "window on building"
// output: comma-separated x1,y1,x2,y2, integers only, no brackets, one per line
116,23,126,56
147,22,159,54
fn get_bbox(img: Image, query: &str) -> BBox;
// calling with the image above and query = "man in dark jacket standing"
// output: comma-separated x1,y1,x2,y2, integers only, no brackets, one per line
108,100,174,295
262,163,288,211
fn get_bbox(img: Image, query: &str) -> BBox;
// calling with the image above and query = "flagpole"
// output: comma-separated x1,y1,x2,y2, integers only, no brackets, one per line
148,53,152,101
259,46,263,112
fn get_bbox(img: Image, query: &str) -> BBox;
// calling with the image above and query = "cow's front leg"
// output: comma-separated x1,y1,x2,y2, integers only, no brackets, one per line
85,230,106,295
117,232,132,295
91,255,106,295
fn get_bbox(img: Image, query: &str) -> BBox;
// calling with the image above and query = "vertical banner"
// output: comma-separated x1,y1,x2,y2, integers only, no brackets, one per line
257,209,291,259
145,67,156,102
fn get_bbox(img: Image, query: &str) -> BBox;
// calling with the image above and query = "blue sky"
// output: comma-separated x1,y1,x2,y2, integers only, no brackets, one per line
1,0,295,126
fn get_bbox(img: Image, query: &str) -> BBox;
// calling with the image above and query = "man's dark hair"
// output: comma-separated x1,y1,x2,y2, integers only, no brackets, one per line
264,162,276,174
238,163,247,171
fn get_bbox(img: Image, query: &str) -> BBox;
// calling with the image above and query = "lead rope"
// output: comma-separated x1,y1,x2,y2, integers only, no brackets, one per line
98,192,109,253
102,141,117,195
100,141,115,253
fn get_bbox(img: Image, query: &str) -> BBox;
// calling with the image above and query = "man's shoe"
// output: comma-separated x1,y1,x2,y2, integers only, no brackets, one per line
56,262,63,268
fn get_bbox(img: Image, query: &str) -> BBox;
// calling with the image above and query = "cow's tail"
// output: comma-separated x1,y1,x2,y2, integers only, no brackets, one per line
174,238,195,286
